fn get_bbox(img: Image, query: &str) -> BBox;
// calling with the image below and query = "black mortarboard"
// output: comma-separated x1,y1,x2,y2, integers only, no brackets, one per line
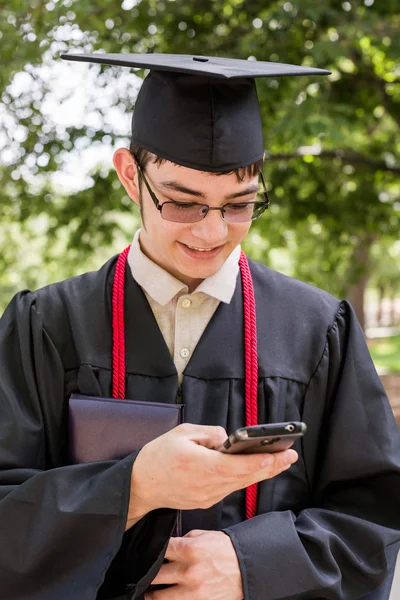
61,53,330,173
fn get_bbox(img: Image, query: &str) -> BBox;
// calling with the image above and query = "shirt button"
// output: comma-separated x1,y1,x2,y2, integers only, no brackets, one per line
182,298,191,308
180,348,190,359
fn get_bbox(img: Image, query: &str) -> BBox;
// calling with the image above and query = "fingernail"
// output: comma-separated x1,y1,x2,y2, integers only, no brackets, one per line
261,455,274,467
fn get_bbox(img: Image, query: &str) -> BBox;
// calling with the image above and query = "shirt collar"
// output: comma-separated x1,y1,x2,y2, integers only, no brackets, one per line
127,229,240,306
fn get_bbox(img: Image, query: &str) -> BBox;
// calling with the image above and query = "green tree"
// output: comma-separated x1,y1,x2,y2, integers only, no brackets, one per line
369,238,400,326
0,0,399,321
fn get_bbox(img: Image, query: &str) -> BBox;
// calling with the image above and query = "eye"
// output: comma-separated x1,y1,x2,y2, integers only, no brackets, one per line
226,203,252,210
170,201,198,209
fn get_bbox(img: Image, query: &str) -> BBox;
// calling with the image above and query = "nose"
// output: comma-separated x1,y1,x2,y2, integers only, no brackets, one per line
190,207,228,245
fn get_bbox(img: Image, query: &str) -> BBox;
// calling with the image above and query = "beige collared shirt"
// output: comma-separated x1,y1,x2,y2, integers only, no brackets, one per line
127,230,240,383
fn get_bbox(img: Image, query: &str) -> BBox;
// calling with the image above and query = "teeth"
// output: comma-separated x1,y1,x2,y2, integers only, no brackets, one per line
186,245,214,252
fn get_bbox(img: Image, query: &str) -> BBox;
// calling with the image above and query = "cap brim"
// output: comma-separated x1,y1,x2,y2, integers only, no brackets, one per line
60,53,331,79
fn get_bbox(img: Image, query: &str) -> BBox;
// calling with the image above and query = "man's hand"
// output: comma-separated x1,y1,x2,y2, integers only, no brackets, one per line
145,530,244,600
126,423,298,527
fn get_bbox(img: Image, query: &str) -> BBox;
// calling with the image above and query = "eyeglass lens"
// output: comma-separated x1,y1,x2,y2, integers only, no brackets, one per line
161,202,265,223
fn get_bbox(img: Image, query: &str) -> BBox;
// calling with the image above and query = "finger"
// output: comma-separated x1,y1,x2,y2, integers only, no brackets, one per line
176,423,228,449
253,448,298,476
150,562,183,586
264,449,298,470
216,448,298,480
145,584,186,600
165,537,184,561
249,449,298,484
184,529,206,538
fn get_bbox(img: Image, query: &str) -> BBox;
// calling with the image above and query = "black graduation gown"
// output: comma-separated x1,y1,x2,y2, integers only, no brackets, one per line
0,255,399,600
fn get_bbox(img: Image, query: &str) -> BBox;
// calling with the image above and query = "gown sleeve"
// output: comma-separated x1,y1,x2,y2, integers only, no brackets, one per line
0,292,176,600
224,301,400,600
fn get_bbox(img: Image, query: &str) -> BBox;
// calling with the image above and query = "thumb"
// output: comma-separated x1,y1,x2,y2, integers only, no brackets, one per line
174,423,228,449
183,424,228,449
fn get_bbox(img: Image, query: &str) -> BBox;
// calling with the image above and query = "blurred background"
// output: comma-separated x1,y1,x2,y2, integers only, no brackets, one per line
0,2,399,592
0,0,399,428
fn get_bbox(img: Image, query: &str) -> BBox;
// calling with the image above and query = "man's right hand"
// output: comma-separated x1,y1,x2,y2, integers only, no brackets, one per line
125,423,298,528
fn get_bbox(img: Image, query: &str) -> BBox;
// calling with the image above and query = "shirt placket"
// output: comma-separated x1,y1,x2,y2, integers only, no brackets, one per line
174,293,195,384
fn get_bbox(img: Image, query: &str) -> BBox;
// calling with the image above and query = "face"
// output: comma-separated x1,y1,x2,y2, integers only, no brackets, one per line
114,149,258,290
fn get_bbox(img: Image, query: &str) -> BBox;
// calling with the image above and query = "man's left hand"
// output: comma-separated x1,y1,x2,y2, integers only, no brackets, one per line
145,529,244,600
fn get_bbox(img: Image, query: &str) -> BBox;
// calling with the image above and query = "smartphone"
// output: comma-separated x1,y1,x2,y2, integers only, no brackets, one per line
218,422,306,454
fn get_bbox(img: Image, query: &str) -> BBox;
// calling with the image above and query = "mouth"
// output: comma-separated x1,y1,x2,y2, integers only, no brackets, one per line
178,242,225,260
186,244,216,252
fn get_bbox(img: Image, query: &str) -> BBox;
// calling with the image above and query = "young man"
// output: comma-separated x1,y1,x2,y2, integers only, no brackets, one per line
0,54,399,600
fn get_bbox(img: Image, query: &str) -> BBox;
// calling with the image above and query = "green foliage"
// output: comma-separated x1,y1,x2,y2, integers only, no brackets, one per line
368,336,400,374
369,238,400,295
0,0,399,310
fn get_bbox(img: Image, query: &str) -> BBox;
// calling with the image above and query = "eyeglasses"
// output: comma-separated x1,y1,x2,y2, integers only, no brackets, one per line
134,157,270,224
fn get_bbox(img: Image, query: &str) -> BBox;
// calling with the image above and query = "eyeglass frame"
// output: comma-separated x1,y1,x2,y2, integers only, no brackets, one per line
133,155,270,223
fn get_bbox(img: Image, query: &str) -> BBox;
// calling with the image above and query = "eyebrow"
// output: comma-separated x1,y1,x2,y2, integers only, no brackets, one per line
225,185,260,200
158,180,260,200
159,181,206,198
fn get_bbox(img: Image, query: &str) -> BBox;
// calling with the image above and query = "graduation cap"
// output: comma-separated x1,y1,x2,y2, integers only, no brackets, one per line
61,53,330,173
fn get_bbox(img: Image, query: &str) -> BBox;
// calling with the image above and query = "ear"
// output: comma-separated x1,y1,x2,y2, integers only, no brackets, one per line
113,148,140,207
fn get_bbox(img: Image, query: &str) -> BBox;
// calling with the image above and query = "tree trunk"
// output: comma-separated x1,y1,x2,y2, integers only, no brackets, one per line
376,285,385,326
346,235,376,332
390,289,398,326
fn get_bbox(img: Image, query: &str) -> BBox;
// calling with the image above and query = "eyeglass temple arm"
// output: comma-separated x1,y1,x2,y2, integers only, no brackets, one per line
259,170,270,209
133,156,162,211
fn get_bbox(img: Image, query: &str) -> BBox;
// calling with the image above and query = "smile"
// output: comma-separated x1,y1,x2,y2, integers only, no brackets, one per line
185,245,216,252
178,241,225,260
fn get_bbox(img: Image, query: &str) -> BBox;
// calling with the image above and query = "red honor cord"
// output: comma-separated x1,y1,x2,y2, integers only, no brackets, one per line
112,247,259,519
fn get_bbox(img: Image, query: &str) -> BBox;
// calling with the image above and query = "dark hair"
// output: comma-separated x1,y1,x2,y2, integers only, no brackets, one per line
129,142,264,182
